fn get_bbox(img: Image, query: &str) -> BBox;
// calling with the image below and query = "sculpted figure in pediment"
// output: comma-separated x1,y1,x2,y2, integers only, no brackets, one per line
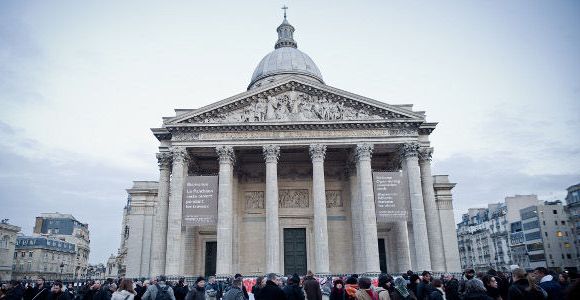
198,91,385,123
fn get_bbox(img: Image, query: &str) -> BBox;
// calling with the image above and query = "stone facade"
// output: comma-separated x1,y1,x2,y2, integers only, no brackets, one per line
12,236,76,280
0,221,20,281
32,213,90,279
123,15,461,277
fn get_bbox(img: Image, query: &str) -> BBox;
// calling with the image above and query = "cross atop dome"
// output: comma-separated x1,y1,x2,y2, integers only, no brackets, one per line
275,6,297,49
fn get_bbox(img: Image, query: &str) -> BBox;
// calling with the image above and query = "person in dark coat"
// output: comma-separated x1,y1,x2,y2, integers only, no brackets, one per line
507,268,545,300
283,274,305,300
185,277,205,300
258,274,286,300
5,280,26,300
443,274,459,300
416,272,434,300
251,276,264,300
329,279,346,300
459,269,476,299
303,271,322,300
49,282,72,300
462,279,492,300
172,279,187,300
25,278,51,300
533,267,562,300
428,280,444,300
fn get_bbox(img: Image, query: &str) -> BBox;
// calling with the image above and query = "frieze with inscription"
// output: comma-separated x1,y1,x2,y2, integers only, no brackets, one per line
171,128,417,142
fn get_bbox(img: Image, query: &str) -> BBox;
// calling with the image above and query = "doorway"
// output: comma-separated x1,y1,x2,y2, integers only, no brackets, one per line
284,228,307,275
205,241,217,277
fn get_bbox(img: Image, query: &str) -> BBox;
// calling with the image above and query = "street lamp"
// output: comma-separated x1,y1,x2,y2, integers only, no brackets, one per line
60,262,64,280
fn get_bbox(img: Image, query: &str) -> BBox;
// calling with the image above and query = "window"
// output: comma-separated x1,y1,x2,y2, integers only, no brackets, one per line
567,254,572,259
556,231,564,237
543,221,546,225
29,252,32,257
0,236,9,248
545,232,548,237
553,210,557,214
13,252,17,259
555,221,558,226
21,252,25,257
561,221,566,225
549,254,553,259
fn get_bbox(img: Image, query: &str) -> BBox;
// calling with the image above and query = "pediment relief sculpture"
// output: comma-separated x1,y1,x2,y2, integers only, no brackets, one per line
196,90,394,124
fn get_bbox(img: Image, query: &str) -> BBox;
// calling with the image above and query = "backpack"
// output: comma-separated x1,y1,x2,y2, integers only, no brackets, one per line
155,285,171,300
205,289,217,298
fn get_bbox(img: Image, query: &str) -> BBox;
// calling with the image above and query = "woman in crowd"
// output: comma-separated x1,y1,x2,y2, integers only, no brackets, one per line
463,279,492,300
111,279,135,300
481,275,501,300
329,279,345,300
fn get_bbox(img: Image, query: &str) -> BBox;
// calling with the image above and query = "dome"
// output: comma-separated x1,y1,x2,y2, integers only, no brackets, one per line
249,47,324,88
248,14,324,89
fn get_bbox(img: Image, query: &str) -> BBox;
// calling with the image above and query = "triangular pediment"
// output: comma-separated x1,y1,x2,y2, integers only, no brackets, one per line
167,77,424,126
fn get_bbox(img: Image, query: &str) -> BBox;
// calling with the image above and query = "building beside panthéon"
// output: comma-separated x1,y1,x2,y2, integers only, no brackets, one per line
33,213,90,279
123,14,461,278
0,220,21,281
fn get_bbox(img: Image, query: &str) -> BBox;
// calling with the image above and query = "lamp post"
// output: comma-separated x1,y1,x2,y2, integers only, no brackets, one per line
60,262,64,280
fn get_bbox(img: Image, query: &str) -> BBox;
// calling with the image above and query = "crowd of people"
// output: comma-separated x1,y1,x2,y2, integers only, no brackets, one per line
1,267,578,300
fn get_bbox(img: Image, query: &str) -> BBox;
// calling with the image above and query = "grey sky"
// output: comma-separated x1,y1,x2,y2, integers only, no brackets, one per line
1,1,578,264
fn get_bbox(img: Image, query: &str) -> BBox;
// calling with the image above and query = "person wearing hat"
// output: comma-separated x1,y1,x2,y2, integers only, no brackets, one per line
185,277,205,300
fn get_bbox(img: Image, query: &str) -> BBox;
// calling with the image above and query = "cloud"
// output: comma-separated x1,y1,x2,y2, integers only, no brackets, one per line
433,154,580,223
0,121,152,263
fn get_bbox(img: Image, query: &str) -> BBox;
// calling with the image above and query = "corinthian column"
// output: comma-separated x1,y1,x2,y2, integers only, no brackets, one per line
309,144,330,275
419,147,446,272
150,152,172,276
216,146,235,276
355,143,381,274
393,221,412,272
400,142,432,271
165,147,188,275
347,161,364,274
263,145,281,274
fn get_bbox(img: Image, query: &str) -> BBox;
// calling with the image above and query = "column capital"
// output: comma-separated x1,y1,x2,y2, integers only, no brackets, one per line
419,147,434,162
170,147,189,163
156,152,173,169
262,145,280,163
355,143,374,161
216,146,235,164
309,144,327,162
399,142,420,159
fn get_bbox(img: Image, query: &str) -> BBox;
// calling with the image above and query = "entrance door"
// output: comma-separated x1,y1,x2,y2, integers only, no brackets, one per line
284,228,307,275
205,241,217,277
378,238,387,273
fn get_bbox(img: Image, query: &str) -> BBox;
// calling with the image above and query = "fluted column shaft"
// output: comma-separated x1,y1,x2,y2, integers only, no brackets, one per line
348,164,364,274
263,145,281,274
419,147,446,271
150,152,172,276
310,144,330,274
216,146,235,276
165,147,188,275
393,221,412,272
401,142,432,271
355,143,381,273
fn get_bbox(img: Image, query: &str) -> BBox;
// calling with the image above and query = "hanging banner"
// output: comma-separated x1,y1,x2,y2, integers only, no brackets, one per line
373,172,408,222
182,176,219,226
